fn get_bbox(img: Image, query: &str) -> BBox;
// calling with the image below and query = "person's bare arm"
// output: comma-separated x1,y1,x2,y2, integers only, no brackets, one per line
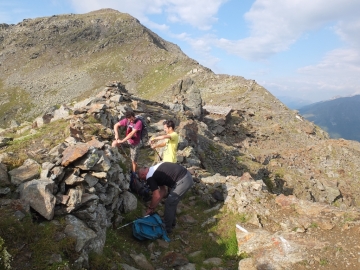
151,141,166,149
113,122,121,140
146,188,163,214
150,134,171,148
152,134,171,141
119,128,137,143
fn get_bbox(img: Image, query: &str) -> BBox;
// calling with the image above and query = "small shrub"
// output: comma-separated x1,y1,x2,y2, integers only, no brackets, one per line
319,258,328,266
262,177,274,193
87,115,100,124
0,236,12,270
239,252,250,260
1,155,26,170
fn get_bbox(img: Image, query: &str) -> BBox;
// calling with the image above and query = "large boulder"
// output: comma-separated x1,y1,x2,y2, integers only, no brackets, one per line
19,179,56,220
9,159,41,186
64,215,97,252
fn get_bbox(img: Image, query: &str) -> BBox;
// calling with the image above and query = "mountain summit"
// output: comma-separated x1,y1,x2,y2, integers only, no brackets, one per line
0,8,195,127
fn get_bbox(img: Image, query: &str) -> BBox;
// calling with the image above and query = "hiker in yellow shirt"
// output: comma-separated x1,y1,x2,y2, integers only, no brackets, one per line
150,120,179,163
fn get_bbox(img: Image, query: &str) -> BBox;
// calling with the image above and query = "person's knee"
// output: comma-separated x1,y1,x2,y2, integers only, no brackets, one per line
111,141,117,147
165,194,180,206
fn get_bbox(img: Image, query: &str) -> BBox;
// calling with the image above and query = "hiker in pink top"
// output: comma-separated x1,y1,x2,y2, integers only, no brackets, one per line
112,111,143,172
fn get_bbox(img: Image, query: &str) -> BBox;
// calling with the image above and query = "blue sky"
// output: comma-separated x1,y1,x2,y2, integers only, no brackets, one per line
1,0,360,103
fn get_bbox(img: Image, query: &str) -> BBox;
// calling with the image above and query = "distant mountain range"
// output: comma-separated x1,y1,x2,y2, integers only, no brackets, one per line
277,96,312,110
298,95,360,141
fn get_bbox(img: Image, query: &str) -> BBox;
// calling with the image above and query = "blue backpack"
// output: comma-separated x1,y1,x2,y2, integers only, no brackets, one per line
132,214,170,242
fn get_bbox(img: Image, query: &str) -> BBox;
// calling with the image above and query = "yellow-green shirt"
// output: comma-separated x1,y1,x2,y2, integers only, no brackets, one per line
162,132,179,163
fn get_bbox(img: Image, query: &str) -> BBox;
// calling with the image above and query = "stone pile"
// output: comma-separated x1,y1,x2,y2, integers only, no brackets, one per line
2,81,143,268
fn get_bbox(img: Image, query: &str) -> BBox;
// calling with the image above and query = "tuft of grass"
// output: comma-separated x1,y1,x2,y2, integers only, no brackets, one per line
262,176,274,193
239,252,250,260
219,229,239,257
238,213,248,223
1,154,27,171
87,115,101,124
0,236,12,270
343,213,355,223
319,258,328,266
88,252,116,270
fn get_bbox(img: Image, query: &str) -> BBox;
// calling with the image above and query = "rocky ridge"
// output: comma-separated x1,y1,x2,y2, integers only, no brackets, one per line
1,81,360,269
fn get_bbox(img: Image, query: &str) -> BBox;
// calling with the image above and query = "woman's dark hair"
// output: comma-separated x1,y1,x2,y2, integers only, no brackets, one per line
163,119,175,129
125,111,135,118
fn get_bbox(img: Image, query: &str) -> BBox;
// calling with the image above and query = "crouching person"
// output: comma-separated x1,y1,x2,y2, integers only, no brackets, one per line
138,162,194,233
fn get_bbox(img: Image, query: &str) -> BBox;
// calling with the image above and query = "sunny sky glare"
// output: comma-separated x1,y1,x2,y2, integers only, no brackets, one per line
1,0,360,103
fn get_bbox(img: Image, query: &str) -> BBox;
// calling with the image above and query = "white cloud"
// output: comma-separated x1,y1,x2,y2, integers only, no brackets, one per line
296,48,360,96
299,49,360,73
164,0,227,30
171,32,220,71
334,19,360,47
215,0,360,61
69,0,227,30
263,46,360,101
144,20,169,32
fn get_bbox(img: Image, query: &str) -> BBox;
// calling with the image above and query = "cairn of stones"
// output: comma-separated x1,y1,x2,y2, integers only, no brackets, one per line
5,82,141,267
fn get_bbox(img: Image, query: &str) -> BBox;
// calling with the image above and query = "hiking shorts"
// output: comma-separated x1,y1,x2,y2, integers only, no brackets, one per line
128,141,142,162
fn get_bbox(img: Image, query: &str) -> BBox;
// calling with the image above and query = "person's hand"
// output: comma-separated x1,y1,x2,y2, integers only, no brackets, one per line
150,144,156,149
146,207,154,215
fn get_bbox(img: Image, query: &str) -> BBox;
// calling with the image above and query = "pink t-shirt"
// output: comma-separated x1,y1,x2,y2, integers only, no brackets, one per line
119,118,143,145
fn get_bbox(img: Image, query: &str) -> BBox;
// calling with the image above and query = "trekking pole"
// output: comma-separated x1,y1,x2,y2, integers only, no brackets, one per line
153,148,162,161
119,143,129,158
149,136,162,161
117,215,150,229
